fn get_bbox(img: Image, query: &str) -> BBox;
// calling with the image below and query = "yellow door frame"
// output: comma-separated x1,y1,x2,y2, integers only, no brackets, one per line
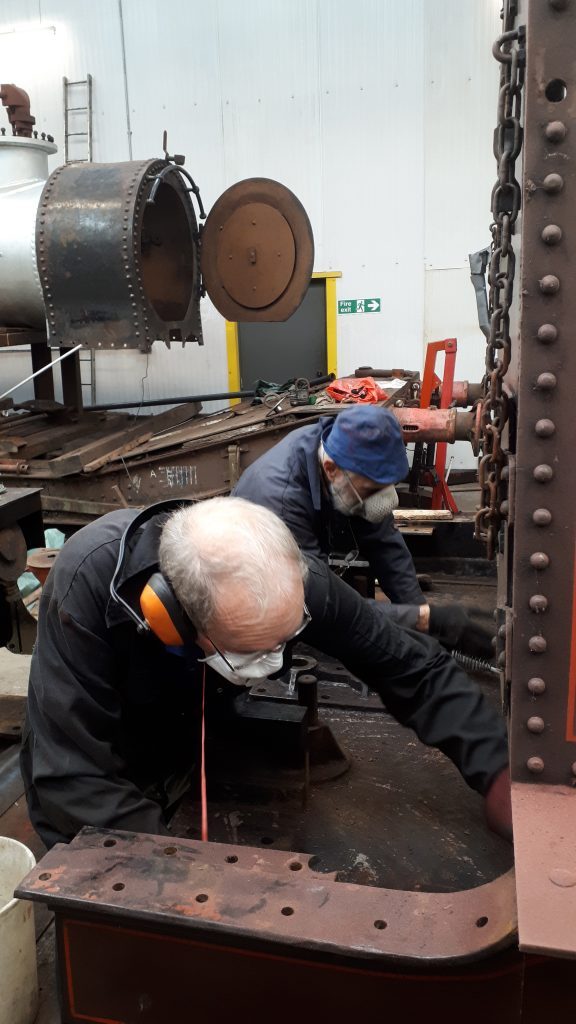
225,270,341,400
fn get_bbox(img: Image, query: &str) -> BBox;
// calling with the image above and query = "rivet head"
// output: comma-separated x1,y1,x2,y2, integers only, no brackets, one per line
500,500,509,516
529,635,547,653
497,651,506,668
527,716,545,733
535,418,556,437
536,372,557,390
532,508,552,526
539,274,560,294
527,756,545,774
528,677,546,695
543,173,564,194
533,463,554,482
549,869,576,888
541,224,563,245
529,595,548,613
530,551,550,569
545,120,568,142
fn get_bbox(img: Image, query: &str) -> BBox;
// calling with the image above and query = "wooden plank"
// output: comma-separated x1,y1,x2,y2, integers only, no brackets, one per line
44,402,201,477
83,431,153,472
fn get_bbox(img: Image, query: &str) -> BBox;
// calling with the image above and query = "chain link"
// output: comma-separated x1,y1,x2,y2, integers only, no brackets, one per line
474,5,525,558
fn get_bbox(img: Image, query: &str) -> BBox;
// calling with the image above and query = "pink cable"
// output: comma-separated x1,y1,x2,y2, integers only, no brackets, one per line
200,664,208,842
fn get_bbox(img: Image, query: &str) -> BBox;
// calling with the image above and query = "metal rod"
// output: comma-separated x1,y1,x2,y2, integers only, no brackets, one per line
117,0,133,159
0,344,82,401
88,390,256,410
86,374,335,411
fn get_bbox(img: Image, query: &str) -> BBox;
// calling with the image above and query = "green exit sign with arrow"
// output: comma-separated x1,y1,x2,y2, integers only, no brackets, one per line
338,298,381,314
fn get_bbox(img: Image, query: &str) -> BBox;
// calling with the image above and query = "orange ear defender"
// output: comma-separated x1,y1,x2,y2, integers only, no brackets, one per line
109,500,197,646
140,572,197,647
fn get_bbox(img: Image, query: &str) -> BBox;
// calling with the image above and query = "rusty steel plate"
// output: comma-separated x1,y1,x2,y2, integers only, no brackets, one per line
17,827,517,965
201,178,314,322
512,782,576,958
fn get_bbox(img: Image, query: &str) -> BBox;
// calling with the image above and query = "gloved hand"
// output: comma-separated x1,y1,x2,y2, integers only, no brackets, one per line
428,604,495,660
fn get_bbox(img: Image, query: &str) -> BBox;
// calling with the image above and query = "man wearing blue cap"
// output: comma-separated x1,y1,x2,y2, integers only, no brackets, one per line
233,405,488,653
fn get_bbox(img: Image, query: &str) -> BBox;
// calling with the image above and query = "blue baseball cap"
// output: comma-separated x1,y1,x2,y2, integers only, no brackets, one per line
322,406,408,484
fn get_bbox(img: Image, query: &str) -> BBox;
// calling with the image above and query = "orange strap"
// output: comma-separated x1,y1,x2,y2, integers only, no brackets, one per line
200,665,208,842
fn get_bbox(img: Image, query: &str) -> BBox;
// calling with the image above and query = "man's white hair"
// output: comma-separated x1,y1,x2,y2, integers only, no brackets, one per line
158,496,308,633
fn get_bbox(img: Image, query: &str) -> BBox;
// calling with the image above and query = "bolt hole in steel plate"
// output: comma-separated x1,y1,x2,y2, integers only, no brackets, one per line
201,178,314,322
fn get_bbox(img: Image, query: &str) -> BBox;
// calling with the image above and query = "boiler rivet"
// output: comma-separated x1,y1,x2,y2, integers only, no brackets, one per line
541,224,562,245
529,595,548,613
532,508,552,526
528,677,546,695
536,372,557,390
539,274,560,294
529,635,548,653
543,173,564,194
544,120,567,142
533,464,554,483
530,552,550,570
535,418,556,437
527,756,545,774
527,716,545,733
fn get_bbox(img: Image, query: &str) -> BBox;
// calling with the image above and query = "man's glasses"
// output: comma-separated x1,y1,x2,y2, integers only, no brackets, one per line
205,602,312,674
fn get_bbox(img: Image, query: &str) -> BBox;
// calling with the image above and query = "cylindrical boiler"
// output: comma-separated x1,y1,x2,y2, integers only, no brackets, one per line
0,135,57,329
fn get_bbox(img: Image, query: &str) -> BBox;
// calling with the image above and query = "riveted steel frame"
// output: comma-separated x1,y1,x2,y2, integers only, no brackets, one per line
506,0,576,960
509,0,576,787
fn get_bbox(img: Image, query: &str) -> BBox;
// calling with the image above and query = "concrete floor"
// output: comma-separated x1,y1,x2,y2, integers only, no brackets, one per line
0,648,31,696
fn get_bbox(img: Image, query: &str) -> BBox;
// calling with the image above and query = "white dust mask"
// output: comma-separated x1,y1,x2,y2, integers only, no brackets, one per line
199,646,285,685
358,484,399,523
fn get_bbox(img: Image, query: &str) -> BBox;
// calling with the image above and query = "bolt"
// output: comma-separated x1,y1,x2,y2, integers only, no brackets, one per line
541,224,563,245
543,173,564,194
535,418,556,437
530,551,550,570
536,372,557,390
539,274,560,294
529,594,548,613
527,716,545,733
528,677,546,695
545,120,567,143
527,756,545,774
532,508,552,526
533,464,554,483
529,635,547,653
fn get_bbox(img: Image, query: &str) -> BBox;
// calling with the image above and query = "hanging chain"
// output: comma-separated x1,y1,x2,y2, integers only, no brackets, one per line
474,2,525,559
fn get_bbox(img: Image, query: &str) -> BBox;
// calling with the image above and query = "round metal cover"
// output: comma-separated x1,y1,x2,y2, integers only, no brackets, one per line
201,178,314,322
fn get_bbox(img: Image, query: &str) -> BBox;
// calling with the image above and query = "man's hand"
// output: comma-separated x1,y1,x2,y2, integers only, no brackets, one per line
428,605,495,660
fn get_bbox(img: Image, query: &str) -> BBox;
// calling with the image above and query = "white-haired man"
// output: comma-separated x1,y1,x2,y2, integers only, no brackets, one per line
21,497,511,849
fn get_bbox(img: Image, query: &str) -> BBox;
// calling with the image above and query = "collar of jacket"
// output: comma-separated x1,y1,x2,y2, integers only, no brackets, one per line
105,504,191,629
306,418,334,512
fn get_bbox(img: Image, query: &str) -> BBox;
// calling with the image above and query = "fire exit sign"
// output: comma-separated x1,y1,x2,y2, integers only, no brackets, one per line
338,298,381,314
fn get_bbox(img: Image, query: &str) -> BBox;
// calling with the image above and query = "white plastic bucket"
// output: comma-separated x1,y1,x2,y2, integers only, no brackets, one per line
0,837,39,1024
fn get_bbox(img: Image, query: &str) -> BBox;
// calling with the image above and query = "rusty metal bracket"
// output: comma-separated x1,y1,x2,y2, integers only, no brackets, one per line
17,827,517,967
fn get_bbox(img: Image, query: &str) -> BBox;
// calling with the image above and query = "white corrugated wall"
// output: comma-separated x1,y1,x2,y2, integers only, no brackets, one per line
0,0,501,461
